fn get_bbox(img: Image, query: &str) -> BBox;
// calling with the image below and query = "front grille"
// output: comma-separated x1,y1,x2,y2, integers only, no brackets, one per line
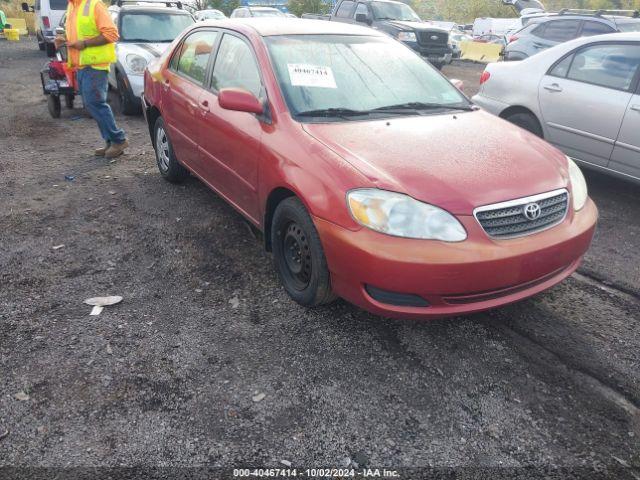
474,189,569,239
417,30,448,46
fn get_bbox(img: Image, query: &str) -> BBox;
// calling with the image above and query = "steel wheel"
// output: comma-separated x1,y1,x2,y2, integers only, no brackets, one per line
271,197,337,307
282,222,312,291
156,125,170,173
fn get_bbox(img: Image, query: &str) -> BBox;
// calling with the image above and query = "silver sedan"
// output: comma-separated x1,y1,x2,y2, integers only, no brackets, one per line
472,32,640,184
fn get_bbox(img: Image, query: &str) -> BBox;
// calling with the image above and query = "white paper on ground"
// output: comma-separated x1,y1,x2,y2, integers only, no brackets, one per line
89,305,104,316
287,64,337,89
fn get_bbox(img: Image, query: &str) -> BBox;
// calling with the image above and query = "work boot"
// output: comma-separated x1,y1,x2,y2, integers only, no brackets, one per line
105,139,129,159
94,143,110,157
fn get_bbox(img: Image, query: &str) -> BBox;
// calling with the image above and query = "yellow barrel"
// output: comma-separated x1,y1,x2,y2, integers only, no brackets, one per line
4,29,20,41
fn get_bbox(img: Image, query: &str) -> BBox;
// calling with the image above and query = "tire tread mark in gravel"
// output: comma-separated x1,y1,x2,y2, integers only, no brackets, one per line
486,315,640,413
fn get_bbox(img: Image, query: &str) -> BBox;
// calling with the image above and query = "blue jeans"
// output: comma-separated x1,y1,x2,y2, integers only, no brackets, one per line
77,67,126,145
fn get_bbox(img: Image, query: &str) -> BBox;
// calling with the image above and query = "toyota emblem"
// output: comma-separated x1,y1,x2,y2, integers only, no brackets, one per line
523,203,542,221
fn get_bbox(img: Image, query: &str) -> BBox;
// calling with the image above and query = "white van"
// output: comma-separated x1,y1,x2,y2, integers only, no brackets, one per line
24,0,67,56
473,17,520,37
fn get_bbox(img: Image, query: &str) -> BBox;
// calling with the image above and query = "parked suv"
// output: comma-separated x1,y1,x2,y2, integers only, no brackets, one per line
504,9,640,61
107,0,194,114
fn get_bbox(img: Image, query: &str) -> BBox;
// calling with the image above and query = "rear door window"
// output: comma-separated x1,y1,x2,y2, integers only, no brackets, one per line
540,20,581,42
335,1,355,18
549,53,574,78
172,30,219,85
567,43,640,91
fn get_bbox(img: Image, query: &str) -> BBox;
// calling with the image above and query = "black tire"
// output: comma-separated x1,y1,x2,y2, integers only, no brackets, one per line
38,39,45,51
45,42,55,57
47,95,61,118
504,112,543,138
153,116,188,183
64,94,74,110
117,73,141,116
271,197,337,307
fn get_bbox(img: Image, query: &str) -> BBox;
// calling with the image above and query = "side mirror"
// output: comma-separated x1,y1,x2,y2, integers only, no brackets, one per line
450,78,464,91
218,88,263,115
355,13,371,25
21,2,33,12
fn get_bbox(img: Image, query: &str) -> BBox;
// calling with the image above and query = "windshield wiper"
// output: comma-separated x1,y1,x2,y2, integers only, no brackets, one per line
372,102,475,112
296,108,370,118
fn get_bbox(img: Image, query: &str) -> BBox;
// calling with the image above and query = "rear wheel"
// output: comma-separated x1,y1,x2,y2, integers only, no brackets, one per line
38,34,45,51
47,95,61,118
504,112,543,138
64,94,74,110
153,116,188,183
271,197,336,307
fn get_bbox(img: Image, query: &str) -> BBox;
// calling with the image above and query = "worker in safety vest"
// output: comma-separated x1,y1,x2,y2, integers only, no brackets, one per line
54,0,128,158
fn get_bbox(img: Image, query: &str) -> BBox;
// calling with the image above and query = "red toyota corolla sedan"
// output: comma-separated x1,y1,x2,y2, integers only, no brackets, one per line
142,19,598,320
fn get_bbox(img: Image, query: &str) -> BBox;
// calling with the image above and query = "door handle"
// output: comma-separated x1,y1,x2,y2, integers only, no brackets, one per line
631,104,640,112
162,79,170,91
543,83,563,92
200,99,209,111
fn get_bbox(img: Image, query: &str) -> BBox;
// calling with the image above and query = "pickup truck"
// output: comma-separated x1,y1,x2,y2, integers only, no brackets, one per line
302,0,452,69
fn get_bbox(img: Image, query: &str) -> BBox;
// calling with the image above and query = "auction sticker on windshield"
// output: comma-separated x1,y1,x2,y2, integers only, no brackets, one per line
287,64,337,88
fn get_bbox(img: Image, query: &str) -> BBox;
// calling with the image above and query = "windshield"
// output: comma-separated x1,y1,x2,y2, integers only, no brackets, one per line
251,8,285,17
266,35,469,120
617,21,640,32
370,1,421,21
120,12,194,42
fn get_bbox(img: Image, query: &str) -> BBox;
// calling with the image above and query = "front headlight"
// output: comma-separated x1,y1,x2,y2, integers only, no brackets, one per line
126,54,148,75
347,189,467,242
567,157,588,211
397,31,417,42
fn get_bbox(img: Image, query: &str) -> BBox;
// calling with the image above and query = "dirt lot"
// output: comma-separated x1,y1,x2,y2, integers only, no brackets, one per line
1,40,639,479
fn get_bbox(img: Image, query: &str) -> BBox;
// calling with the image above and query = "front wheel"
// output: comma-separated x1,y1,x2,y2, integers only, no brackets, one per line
153,116,188,183
271,197,336,307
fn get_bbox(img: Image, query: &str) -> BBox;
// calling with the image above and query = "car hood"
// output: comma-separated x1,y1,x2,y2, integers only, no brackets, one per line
116,42,170,62
302,111,569,215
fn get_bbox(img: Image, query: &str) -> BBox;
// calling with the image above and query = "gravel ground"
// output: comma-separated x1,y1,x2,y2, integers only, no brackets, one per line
1,40,639,479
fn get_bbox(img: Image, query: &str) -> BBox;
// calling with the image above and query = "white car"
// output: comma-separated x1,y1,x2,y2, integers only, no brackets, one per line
230,6,285,18
108,1,194,114
194,9,226,21
473,32,640,184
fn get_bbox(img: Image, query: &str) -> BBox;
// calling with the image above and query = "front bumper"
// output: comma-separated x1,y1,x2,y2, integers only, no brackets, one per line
315,199,598,320
126,74,144,99
405,42,452,64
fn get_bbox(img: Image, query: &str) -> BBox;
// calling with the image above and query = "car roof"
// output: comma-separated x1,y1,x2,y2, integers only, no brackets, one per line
199,18,387,37
528,31,640,60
